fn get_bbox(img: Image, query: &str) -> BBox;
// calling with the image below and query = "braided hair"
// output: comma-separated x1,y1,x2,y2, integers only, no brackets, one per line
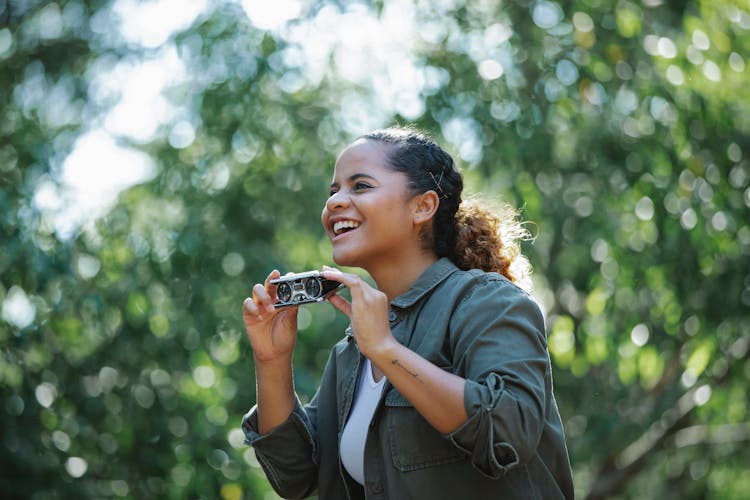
360,126,531,287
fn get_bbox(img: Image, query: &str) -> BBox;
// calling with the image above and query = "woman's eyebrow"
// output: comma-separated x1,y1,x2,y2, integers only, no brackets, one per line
330,173,378,188
347,173,377,182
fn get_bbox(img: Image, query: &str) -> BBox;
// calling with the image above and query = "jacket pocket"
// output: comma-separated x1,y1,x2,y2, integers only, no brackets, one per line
384,389,466,472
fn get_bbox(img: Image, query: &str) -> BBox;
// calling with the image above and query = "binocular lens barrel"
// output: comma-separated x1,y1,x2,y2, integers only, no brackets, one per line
276,282,292,303
304,277,322,298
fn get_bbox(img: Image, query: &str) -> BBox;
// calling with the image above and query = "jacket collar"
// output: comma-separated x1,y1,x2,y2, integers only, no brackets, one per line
390,258,459,309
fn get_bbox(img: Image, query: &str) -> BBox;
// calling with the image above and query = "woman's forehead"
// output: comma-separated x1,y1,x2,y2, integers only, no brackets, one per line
337,138,387,161
333,140,391,176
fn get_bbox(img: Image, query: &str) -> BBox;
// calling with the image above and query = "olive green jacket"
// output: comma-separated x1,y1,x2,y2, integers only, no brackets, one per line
242,258,573,499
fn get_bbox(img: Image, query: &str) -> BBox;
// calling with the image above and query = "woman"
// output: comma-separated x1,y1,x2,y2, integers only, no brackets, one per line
242,127,574,499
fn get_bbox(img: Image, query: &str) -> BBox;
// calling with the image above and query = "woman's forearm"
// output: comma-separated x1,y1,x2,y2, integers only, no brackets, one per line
371,341,468,434
254,355,296,434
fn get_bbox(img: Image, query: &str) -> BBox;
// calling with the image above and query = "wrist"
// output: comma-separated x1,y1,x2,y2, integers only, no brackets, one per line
367,335,401,366
253,353,293,373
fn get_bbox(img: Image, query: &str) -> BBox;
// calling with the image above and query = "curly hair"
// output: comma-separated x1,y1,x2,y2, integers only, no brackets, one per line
360,126,532,288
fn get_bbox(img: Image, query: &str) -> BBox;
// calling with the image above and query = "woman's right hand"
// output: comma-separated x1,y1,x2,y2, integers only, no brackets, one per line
242,270,299,363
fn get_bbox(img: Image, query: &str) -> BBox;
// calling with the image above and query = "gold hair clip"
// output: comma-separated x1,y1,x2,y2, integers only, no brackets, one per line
429,167,448,198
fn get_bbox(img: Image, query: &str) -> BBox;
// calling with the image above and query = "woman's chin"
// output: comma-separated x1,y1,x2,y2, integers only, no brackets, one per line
331,248,360,268
331,254,352,267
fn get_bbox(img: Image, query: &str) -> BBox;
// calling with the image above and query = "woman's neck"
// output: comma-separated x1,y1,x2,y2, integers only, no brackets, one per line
367,252,439,302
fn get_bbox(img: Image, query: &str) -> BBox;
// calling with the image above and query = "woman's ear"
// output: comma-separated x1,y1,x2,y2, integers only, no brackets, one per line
412,190,440,225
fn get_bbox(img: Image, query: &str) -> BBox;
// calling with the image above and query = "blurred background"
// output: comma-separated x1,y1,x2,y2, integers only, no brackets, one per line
1,0,749,498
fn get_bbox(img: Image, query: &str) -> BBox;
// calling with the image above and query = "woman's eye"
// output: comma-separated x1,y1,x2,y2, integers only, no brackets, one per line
354,182,372,191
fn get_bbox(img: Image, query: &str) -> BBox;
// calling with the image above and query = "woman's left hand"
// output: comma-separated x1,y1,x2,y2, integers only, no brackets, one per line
322,266,397,358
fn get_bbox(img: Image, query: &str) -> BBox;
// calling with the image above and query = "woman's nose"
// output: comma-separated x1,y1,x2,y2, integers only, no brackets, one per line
326,190,350,211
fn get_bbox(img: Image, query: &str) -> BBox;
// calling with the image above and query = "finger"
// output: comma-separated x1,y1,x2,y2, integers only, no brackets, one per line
323,271,372,305
264,269,281,288
243,297,259,316
321,269,362,288
264,270,285,308
243,297,266,322
253,283,276,313
327,293,353,319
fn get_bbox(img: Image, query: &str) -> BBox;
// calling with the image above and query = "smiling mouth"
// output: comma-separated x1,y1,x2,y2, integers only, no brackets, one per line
332,220,360,236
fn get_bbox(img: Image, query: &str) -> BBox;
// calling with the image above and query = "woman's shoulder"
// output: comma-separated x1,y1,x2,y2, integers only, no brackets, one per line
445,266,531,298
437,270,547,348
442,267,543,320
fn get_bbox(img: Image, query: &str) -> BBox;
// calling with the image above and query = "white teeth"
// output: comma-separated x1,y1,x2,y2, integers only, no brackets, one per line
333,220,360,234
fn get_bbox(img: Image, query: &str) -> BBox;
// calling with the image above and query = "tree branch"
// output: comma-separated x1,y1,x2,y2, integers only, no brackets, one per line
584,338,750,500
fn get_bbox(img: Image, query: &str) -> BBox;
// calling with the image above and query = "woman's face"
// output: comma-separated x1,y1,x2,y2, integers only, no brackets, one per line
322,139,420,269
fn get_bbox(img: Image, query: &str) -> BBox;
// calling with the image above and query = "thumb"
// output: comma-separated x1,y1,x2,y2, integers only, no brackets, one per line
327,293,352,319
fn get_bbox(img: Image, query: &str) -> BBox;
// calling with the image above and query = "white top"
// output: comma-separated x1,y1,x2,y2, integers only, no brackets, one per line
339,358,387,485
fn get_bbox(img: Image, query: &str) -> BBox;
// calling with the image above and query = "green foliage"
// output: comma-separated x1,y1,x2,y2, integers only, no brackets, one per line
2,0,749,498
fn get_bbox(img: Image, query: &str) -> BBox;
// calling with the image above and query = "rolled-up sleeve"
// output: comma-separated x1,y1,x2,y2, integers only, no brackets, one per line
242,397,319,498
444,276,550,479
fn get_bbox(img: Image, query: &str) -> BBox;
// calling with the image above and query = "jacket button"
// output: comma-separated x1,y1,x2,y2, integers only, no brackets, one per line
370,481,383,494
388,311,397,322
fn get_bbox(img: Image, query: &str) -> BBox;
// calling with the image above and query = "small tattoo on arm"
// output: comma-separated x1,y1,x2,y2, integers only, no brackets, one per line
391,358,422,382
